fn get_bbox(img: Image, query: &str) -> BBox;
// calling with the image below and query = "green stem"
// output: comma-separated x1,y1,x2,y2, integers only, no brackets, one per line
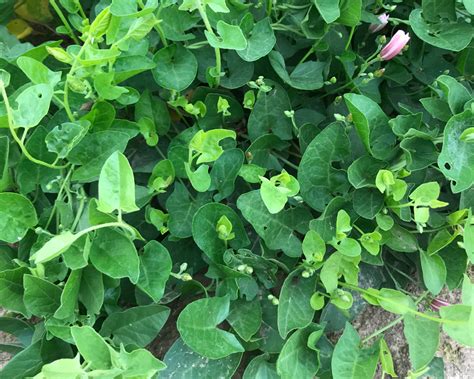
196,1,221,87
49,0,80,44
345,26,355,51
64,35,92,121
71,188,86,231
341,282,463,325
266,0,272,16
274,153,299,170
362,292,429,344
0,83,68,169
362,316,403,344
45,167,75,230
75,221,136,240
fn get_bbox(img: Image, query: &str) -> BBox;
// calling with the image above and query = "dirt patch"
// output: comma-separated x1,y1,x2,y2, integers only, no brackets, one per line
353,286,474,378
0,309,16,370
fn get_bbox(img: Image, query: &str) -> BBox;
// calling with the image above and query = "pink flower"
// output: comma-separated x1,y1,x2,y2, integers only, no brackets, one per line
430,298,450,312
380,30,410,60
369,13,390,33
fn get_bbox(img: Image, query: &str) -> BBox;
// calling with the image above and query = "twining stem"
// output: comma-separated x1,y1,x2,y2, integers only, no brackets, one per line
0,83,68,169
49,0,80,45
362,292,428,343
196,1,221,87
71,188,86,231
45,167,75,230
340,282,463,325
64,35,92,121
345,26,356,51
75,221,137,240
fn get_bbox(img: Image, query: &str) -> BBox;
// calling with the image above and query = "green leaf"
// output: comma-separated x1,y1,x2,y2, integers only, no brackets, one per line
78,265,104,316
314,0,340,23
465,210,474,263
420,250,447,295
464,0,474,14
100,304,170,347
210,148,244,201
16,56,61,86
377,288,415,314
31,231,81,265
237,18,276,62
205,21,247,50
438,109,474,192
54,269,82,320
337,0,361,26
278,270,316,338
189,129,236,164
16,126,58,194
71,325,112,370
440,304,474,346
35,355,86,378
227,299,262,341
237,190,312,257
353,188,384,219
243,354,279,379
379,338,396,377
276,324,322,379
166,183,211,238
0,267,29,316
0,193,37,243
97,151,139,214
12,84,53,129
409,8,473,51
137,241,172,303
161,338,242,379
302,230,326,262
331,323,379,379
422,0,456,22
69,130,131,183
23,274,62,317
344,93,396,160
260,170,300,214
135,90,170,136
177,296,245,359
45,121,89,159
118,346,166,377
382,224,418,252
152,44,198,91
436,75,471,114
347,155,386,189
269,51,326,90
192,203,250,263
247,84,293,141
298,122,351,211
403,313,440,370
89,229,140,284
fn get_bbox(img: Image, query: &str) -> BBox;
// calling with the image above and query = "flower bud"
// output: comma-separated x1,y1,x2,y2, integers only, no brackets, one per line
380,30,410,61
369,13,390,33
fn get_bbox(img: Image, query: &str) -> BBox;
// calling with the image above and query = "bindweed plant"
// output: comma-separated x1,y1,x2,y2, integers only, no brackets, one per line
0,0,473,378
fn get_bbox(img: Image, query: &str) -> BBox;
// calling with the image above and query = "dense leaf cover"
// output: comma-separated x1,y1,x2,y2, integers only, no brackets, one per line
0,0,473,378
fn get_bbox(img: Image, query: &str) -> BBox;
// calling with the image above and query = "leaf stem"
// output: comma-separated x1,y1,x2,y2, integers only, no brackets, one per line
196,1,221,87
0,83,68,169
345,26,355,51
49,0,80,45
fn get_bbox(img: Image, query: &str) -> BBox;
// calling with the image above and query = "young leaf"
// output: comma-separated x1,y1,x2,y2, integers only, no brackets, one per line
71,326,113,370
97,151,139,214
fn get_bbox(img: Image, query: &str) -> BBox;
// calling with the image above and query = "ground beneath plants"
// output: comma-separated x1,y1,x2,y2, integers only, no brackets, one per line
1,292,473,377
